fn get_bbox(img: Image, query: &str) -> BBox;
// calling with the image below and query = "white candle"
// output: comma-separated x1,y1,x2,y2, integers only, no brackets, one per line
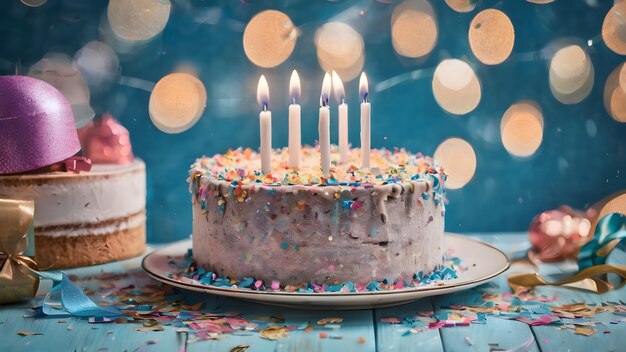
288,70,301,169
359,72,371,169
332,71,349,164
319,72,332,176
257,75,272,173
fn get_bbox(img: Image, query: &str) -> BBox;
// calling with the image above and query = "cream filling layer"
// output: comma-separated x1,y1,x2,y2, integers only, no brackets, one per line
36,211,145,238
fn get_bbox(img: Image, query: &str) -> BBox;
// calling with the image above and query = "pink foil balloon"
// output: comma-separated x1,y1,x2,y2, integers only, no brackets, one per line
529,206,594,262
0,75,80,174
78,113,134,164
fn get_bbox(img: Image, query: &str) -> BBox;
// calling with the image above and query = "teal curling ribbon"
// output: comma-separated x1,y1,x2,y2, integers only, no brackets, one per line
36,271,120,317
578,212,626,270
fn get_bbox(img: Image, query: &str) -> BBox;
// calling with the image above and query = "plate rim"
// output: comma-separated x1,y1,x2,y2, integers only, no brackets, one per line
141,233,511,298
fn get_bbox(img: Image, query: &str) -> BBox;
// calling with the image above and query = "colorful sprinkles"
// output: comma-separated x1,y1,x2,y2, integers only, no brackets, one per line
189,146,446,195
170,249,463,293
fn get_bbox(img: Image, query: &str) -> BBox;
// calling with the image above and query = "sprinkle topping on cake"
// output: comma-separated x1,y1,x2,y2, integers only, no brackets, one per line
189,145,446,187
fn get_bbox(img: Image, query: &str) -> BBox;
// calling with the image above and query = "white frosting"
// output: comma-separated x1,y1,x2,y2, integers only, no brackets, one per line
0,160,146,233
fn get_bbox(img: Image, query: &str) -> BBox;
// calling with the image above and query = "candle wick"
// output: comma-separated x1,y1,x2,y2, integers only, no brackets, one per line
362,92,369,103
263,103,268,112
292,98,296,105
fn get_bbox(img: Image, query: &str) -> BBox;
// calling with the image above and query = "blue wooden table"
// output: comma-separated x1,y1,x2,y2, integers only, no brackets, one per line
1,233,624,352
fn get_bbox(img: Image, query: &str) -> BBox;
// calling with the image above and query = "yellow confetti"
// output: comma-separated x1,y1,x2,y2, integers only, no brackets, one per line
574,326,597,336
259,326,288,340
230,345,250,352
17,330,42,336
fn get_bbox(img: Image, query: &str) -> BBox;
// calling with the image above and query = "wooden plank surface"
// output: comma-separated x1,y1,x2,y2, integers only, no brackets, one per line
374,298,444,351
1,233,625,351
531,284,626,352
184,294,376,352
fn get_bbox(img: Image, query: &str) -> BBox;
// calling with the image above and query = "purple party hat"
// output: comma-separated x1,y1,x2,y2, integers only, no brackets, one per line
0,75,80,174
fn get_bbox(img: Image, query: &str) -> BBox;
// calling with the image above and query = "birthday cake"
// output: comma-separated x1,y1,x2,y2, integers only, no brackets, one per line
189,146,446,287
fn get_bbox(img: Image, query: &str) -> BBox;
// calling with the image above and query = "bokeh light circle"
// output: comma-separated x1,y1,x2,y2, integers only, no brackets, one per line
20,0,47,7
432,59,481,115
602,2,626,55
619,64,626,93
28,53,94,128
107,0,171,42
149,73,207,134
434,138,477,189
604,63,626,123
74,41,120,93
391,0,438,58
549,45,594,104
501,101,544,157
315,22,364,81
445,0,476,13
469,9,515,65
243,10,297,68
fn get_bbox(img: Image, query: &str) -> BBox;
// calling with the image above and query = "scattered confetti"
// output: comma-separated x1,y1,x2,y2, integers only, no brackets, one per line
230,345,250,352
16,330,42,336
358,336,366,344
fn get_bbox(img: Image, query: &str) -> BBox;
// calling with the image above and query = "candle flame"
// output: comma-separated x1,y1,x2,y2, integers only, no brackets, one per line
320,72,331,107
257,75,270,110
331,70,345,104
289,70,301,104
359,72,368,103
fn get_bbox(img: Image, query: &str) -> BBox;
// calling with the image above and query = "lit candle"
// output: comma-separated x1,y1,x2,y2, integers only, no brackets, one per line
257,75,271,173
288,70,301,169
319,72,332,176
359,72,370,169
332,71,348,164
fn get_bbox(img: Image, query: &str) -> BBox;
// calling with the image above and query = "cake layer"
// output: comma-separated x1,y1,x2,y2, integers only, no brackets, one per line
35,219,146,269
0,159,146,230
190,146,446,286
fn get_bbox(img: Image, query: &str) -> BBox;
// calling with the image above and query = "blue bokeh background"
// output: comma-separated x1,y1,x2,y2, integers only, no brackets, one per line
1,0,624,242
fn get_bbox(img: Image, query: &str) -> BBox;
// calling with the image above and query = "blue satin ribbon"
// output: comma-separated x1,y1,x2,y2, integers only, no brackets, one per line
578,212,626,270
36,270,120,317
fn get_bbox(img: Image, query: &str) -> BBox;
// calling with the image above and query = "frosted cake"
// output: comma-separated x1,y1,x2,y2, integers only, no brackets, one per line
189,146,446,287
0,160,146,269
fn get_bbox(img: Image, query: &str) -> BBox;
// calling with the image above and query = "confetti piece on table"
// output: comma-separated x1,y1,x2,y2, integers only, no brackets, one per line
230,345,250,352
259,326,288,340
379,317,402,324
358,336,366,344
16,331,42,336
574,326,597,336
317,317,343,325
319,332,328,339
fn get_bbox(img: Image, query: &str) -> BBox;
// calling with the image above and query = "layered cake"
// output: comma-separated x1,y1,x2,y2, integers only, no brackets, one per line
0,75,146,269
0,160,146,269
189,146,446,287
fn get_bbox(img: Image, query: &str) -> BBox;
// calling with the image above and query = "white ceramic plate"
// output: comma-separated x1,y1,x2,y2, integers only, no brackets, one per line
142,233,510,310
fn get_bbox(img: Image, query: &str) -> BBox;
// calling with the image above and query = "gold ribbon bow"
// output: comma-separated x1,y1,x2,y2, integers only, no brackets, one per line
508,264,626,294
0,199,39,304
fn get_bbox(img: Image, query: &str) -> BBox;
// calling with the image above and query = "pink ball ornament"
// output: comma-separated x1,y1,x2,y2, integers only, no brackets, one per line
528,206,595,262
0,75,80,174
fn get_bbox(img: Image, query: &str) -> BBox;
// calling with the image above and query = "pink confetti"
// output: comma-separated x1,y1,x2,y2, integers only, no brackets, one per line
271,281,280,290
254,280,262,288
379,317,402,324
